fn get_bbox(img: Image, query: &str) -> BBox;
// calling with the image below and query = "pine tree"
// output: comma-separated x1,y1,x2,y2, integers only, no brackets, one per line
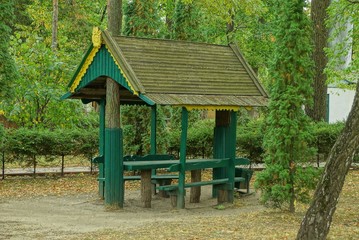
254,0,319,212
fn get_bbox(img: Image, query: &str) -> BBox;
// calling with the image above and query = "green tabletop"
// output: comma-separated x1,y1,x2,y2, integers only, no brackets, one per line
123,158,230,171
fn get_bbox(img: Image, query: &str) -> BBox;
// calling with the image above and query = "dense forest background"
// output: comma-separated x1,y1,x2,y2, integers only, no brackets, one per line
0,0,358,155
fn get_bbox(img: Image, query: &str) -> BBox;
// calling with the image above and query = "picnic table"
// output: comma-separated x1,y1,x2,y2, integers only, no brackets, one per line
123,158,249,208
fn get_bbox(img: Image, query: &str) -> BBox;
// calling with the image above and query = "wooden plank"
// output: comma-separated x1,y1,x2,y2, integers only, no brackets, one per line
168,159,230,172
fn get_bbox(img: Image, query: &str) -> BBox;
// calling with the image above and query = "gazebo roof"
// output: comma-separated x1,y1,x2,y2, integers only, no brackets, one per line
62,28,268,110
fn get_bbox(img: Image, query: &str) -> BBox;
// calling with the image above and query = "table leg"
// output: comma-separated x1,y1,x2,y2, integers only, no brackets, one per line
141,170,152,208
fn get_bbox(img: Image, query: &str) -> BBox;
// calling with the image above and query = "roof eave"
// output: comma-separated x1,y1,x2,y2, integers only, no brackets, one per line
229,43,269,98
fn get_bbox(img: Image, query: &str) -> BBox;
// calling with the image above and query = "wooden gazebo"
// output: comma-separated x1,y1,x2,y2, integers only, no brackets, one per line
62,28,268,209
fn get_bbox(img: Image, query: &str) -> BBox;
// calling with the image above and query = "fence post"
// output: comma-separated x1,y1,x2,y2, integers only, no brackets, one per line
61,154,65,177
2,151,4,180
90,154,93,174
33,155,36,178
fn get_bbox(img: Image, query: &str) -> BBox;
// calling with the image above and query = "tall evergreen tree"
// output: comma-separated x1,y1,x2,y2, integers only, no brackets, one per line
255,0,319,212
0,1,18,99
124,0,161,37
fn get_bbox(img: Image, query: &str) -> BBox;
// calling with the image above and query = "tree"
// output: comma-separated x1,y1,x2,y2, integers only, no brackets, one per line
297,1,359,238
2,0,104,128
305,0,330,122
51,0,59,50
0,1,18,99
254,0,319,212
297,81,359,239
325,0,358,85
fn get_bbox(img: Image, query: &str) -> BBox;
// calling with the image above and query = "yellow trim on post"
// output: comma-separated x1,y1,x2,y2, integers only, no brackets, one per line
104,45,139,96
182,105,240,111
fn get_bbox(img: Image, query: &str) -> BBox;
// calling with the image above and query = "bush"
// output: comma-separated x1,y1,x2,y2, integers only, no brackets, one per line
3,127,98,166
237,119,264,163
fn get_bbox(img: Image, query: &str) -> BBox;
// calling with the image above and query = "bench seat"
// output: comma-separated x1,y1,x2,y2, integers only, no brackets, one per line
157,177,245,192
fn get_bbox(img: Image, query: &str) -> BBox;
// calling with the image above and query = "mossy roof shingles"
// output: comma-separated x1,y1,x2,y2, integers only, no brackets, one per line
64,30,268,108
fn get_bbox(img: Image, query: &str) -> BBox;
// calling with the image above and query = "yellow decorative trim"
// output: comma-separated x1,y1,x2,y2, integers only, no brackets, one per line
92,27,102,48
104,45,139,96
182,105,240,111
69,46,101,93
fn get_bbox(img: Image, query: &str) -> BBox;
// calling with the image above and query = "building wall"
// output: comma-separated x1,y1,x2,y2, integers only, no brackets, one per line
327,87,356,123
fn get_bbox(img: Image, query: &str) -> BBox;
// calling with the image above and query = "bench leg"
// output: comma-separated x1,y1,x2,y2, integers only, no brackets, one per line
169,192,177,208
158,179,172,198
141,170,152,208
217,189,228,204
190,169,201,203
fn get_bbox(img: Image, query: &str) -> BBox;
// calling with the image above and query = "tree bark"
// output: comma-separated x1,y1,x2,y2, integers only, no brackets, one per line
108,0,122,36
141,170,152,208
297,82,359,239
306,0,330,121
51,0,58,50
190,169,201,203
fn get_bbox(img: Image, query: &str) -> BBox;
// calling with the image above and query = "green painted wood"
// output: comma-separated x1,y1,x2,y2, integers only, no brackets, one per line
123,160,178,171
212,125,227,197
167,158,230,172
104,128,124,208
178,107,188,209
227,111,237,203
98,99,105,199
92,155,104,164
150,105,157,155
157,177,246,192
234,157,250,165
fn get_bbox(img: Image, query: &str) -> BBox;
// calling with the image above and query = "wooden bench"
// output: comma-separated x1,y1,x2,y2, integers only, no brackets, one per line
234,157,253,194
93,154,179,197
157,158,248,207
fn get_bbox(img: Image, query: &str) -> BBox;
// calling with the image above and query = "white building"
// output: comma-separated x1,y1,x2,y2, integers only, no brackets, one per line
327,85,356,123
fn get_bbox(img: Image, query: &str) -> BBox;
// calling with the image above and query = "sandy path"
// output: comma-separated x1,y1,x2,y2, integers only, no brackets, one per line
0,187,260,239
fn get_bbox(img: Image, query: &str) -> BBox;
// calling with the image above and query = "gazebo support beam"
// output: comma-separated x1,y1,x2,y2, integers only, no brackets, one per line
98,99,105,199
104,78,124,208
178,107,188,209
150,105,157,155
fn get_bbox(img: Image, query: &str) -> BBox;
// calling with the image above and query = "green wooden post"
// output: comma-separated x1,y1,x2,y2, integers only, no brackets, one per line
98,99,105,198
178,107,188,209
150,105,157,155
212,110,230,198
227,111,237,203
150,105,157,194
105,128,124,208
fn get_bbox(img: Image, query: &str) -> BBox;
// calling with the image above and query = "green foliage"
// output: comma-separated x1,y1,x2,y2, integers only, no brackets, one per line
312,121,344,159
123,0,162,37
1,0,104,128
255,0,318,211
4,128,98,165
0,1,18,99
237,118,264,163
325,0,359,86
172,1,206,41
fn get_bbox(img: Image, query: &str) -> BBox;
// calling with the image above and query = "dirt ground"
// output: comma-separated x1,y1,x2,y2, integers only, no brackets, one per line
0,186,263,240
0,171,358,240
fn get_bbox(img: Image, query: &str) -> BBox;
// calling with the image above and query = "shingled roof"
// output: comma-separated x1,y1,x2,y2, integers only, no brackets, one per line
62,29,268,110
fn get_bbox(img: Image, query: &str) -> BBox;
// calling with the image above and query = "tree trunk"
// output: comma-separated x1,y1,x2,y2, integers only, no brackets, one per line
190,169,201,203
51,0,58,50
141,170,152,208
297,82,359,239
108,0,122,36
306,0,330,121
104,0,123,208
